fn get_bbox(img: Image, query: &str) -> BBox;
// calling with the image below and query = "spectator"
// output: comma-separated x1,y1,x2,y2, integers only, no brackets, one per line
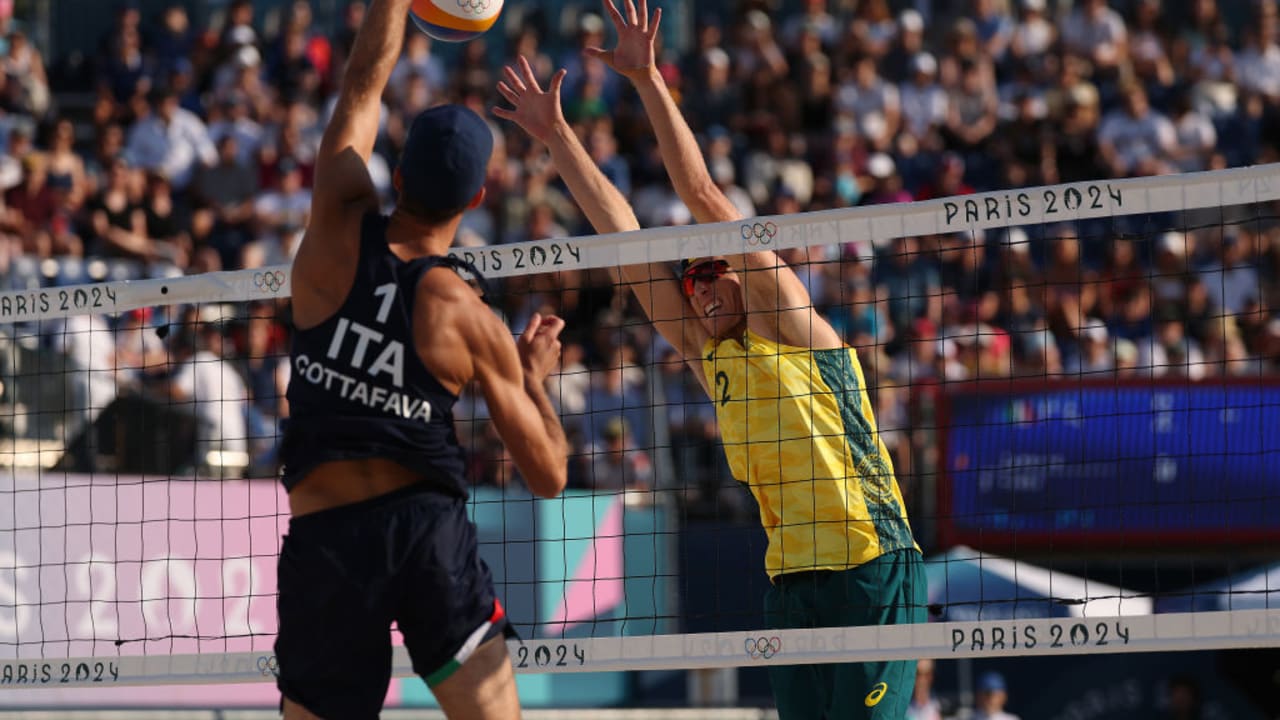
1067,318,1115,376
587,123,631,198
44,119,87,212
943,59,999,171
113,307,166,385
782,0,838,50
87,154,149,261
864,153,913,205
1097,83,1176,177
141,170,190,269
152,4,196,82
1236,22,1280,102
1062,0,1129,82
1046,83,1107,185
208,94,265,167
585,417,653,492
878,235,941,334
49,313,117,432
585,345,650,450
915,152,973,203
238,303,288,474
1009,0,1055,72
973,671,1021,720
705,127,756,218
390,30,446,103
898,53,948,153
253,157,311,235
882,10,927,85
1129,0,1176,106
1199,232,1261,317
329,1,366,84
971,0,1014,64
905,658,942,720
125,89,218,191
1043,232,1100,340
99,24,152,104
167,318,249,477
4,30,47,116
1140,313,1208,379
1168,90,1218,172
5,151,55,239
992,91,1051,187
191,134,258,270
835,54,900,150
848,0,897,60
1115,337,1141,376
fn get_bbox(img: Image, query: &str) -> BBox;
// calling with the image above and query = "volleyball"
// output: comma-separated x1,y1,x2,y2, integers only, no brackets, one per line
409,0,504,43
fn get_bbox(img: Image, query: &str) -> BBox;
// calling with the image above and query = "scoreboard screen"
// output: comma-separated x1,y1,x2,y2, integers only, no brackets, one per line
938,380,1280,549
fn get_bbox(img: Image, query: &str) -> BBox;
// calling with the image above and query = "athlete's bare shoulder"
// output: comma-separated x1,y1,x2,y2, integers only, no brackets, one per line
411,264,497,395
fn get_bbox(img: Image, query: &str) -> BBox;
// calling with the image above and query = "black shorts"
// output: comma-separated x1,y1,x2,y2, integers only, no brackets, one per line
275,483,510,719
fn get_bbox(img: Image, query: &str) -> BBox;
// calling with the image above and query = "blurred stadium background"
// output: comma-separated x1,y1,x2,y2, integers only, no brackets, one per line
0,0,1278,717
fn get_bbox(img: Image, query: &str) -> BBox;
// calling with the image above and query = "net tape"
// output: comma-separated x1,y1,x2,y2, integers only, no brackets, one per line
1,164,1277,324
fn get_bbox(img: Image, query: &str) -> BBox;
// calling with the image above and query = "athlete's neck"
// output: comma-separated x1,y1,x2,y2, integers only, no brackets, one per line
385,207,459,260
711,318,750,344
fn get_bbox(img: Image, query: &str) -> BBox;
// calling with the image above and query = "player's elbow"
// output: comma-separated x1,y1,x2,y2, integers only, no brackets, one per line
526,463,568,499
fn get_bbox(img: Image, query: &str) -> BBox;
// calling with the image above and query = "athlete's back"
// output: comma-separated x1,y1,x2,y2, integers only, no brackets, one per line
280,212,480,497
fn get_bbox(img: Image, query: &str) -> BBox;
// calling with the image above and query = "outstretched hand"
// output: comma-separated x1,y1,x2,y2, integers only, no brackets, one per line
493,57,568,145
585,0,662,81
517,312,565,382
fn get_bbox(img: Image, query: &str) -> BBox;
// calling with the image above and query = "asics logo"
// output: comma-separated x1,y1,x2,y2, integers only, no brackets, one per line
254,270,286,293
741,221,779,245
744,636,782,660
865,681,888,707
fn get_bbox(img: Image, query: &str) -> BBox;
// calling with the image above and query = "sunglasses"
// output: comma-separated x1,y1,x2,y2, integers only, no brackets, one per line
681,260,731,297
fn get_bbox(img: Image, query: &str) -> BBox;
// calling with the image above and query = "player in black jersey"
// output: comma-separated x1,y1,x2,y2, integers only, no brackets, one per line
275,1,570,718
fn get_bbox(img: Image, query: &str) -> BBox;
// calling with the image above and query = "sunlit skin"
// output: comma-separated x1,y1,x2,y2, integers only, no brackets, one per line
685,258,748,341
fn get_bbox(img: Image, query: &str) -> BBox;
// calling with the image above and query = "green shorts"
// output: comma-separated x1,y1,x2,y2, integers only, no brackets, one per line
764,549,927,720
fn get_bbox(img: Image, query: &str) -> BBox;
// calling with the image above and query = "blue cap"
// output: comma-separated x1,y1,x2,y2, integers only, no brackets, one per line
977,671,1007,692
398,105,493,216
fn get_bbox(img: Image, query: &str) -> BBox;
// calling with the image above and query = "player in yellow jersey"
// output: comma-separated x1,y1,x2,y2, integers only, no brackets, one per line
494,2,925,717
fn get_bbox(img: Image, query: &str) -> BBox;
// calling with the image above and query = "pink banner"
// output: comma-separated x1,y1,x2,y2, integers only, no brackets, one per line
0,472,287,660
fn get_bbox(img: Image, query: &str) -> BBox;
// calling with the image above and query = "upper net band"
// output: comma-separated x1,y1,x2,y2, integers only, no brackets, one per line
2,164,1276,323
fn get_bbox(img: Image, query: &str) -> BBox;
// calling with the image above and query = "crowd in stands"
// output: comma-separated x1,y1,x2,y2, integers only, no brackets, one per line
0,0,1278,509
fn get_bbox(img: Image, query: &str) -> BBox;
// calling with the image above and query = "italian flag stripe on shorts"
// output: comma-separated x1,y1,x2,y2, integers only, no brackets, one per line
424,600,506,687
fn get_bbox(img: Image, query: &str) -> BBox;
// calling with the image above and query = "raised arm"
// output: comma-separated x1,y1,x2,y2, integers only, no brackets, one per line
589,0,842,350
494,57,710,385
292,0,410,327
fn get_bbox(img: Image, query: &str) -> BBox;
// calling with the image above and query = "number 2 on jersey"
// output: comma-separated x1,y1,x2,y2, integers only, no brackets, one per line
715,371,731,407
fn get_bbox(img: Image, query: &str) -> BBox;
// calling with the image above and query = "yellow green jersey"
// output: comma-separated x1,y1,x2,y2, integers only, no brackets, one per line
702,329,918,578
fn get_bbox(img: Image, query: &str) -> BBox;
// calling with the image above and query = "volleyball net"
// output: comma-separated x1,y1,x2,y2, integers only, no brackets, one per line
0,164,1278,692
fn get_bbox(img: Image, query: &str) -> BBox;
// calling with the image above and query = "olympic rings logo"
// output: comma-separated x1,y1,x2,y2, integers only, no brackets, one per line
457,0,494,13
256,655,279,678
745,636,782,660
741,221,779,246
254,271,286,293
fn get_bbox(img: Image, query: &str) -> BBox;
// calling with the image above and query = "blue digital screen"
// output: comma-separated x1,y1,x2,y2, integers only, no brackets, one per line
941,383,1280,546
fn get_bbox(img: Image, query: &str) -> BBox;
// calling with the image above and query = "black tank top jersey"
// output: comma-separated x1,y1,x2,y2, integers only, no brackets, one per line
279,213,482,496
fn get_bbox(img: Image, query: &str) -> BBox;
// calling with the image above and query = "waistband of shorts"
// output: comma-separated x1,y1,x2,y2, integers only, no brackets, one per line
774,569,838,587
288,482,455,531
